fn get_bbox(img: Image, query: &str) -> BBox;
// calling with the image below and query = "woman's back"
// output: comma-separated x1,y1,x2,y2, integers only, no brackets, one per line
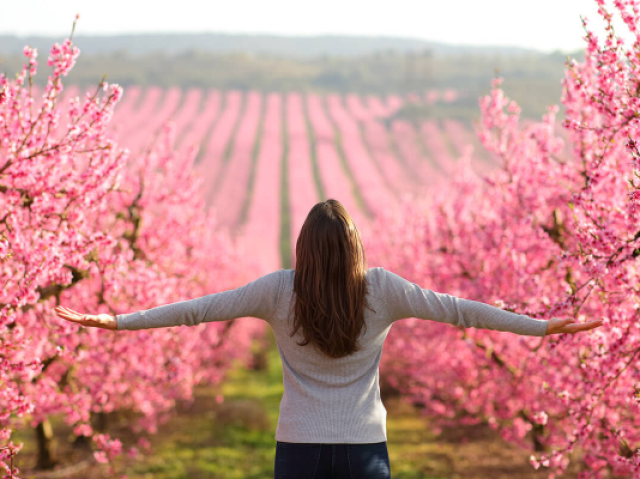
271,267,392,444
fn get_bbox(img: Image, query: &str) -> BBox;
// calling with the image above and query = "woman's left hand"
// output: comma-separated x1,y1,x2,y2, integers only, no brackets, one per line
54,306,118,330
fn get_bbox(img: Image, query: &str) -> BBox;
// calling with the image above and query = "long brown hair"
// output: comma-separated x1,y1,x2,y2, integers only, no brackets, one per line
290,199,376,358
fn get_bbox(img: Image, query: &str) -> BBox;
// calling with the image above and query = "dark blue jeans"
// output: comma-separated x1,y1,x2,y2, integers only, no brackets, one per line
274,441,391,479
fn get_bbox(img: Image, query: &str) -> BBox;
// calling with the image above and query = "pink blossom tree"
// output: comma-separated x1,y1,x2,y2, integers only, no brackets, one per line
0,18,261,478
370,2,640,477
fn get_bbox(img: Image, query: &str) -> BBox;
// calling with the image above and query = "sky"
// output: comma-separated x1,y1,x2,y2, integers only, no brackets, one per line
1,0,636,53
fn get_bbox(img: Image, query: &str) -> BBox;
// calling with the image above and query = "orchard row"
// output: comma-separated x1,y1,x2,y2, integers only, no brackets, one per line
34,84,569,273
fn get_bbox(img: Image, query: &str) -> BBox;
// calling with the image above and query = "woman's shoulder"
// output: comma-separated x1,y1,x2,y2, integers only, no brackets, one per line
367,266,386,274
366,266,387,282
278,268,295,291
359,268,386,305
276,267,387,284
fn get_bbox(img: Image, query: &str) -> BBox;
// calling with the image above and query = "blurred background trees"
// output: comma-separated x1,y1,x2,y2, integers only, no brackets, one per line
0,33,580,120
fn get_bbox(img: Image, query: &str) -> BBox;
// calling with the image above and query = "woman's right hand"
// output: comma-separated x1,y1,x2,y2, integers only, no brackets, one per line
55,306,118,331
545,317,604,335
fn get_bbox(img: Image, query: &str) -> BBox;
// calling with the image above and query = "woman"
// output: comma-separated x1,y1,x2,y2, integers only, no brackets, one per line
55,199,603,479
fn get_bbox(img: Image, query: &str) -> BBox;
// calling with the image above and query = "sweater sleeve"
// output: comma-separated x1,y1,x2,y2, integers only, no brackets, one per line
380,268,549,337
116,269,284,331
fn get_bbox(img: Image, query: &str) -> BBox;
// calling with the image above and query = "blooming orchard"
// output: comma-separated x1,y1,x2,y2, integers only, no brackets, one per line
370,1,640,477
3,0,640,477
0,20,261,478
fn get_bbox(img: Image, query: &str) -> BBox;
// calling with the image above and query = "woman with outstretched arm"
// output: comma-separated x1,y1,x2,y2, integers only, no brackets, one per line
55,199,603,479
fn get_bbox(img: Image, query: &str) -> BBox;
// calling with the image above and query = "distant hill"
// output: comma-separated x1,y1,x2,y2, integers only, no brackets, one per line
0,32,577,58
0,33,586,120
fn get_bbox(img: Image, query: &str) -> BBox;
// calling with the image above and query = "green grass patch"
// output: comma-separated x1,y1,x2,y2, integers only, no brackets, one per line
211,92,248,194
222,92,248,166
118,334,284,479
279,95,292,269
356,120,397,196
386,125,414,181
194,92,227,166
238,95,266,226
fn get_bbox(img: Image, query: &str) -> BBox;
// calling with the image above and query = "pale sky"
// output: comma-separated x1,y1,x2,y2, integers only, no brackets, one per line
1,0,636,53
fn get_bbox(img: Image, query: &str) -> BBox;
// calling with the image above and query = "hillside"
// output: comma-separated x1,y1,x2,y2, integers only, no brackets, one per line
0,32,571,58
0,33,583,119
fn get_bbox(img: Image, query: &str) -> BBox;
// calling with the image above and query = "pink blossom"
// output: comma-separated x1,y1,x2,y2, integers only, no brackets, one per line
368,2,640,476
0,27,262,476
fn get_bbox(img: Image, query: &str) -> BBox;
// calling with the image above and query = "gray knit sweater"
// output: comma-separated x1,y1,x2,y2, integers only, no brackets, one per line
116,267,549,444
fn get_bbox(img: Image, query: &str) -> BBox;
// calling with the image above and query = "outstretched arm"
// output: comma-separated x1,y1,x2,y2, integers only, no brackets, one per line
55,270,284,331
380,268,603,336
54,307,118,330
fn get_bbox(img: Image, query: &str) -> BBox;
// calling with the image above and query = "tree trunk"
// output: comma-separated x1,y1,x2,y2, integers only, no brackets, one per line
72,411,108,450
92,411,108,432
532,423,546,452
35,419,57,469
72,433,91,450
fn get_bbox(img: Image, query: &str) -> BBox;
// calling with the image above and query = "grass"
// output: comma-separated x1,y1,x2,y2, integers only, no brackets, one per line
356,120,397,196
117,334,285,479
279,95,292,269
211,92,248,195
385,123,419,189
13,327,586,478
194,92,226,167
238,94,266,226
221,93,248,167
